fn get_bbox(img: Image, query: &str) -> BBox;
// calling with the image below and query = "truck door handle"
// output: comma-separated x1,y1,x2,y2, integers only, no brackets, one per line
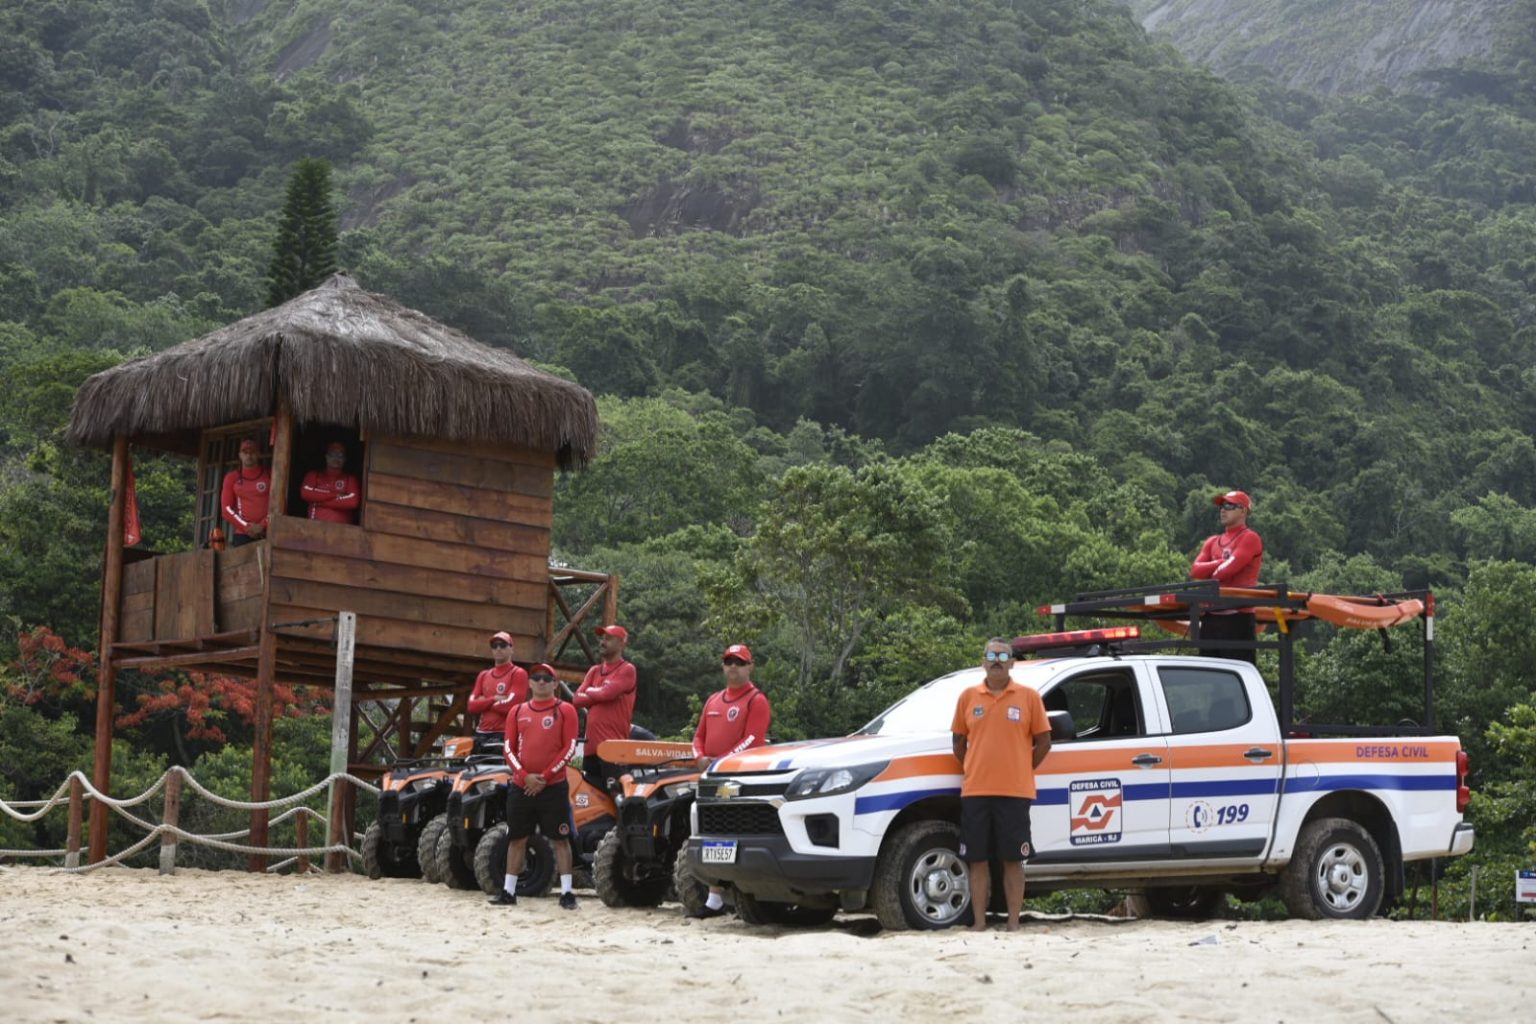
1131,753,1163,767
1243,747,1274,761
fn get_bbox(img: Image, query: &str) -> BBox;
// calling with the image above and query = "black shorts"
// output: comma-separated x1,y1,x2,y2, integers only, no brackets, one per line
1198,612,1257,665
960,796,1034,864
505,779,572,842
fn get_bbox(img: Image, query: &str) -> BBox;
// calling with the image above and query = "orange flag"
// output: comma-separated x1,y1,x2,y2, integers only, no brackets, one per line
123,453,142,547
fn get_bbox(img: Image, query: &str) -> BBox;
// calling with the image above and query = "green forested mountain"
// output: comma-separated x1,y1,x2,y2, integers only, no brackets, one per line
1129,0,1532,97
2,0,1534,899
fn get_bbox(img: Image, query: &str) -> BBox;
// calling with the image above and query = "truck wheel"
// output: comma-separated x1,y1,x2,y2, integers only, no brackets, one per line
436,826,479,890
735,890,837,927
473,823,555,897
871,820,969,931
417,814,448,884
1126,887,1226,919
593,828,669,907
1281,817,1384,920
672,839,710,917
361,821,422,880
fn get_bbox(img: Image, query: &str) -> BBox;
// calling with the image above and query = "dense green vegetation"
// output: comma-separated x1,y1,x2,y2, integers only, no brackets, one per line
0,0,1532,909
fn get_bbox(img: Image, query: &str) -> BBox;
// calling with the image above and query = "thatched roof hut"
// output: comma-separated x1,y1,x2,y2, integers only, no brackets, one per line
67,273,598,469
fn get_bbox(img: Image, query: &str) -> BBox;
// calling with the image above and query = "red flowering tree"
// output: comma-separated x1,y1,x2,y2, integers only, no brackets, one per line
3,625,95,707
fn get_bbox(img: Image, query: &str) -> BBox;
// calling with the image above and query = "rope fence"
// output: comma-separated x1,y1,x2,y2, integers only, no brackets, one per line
0,767,381,875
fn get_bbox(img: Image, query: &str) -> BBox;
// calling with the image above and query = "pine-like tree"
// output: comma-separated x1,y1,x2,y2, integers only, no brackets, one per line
264,158,338,307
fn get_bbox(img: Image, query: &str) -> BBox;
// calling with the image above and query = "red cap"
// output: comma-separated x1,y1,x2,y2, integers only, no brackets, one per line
324,441,346,455
489,631,514,646
529,663,558,679
595,624,629,642
722,644,753,663
1213,490,1252,510
239,438,259,452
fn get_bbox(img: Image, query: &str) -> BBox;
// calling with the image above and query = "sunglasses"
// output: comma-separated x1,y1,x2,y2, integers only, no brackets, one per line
489,641,510,649
1219,503,1244,511
530,675,556,683
984,651,1013,663
722,658,749,667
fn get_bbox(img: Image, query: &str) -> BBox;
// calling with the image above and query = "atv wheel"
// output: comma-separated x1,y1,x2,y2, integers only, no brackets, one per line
362,821,422,881
1281,817,1384,920
735,890,836,927
1126,887,1226,920
871,820,968,931
593,828,669,907
436,825,480,890
362,822,386,880
417,814,448,884
672,839,711,917
472,823,555,898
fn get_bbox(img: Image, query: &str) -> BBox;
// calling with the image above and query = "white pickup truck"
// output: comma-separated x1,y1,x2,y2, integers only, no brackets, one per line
688,585,1474,929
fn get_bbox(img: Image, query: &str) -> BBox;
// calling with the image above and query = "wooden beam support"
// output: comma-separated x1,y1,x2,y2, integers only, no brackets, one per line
89,436,128,864
112,644,261,671
411,692,470,757
248,400,293,870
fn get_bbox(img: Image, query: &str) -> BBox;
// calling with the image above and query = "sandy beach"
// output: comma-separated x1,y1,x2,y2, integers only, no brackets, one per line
0,865,1529,1023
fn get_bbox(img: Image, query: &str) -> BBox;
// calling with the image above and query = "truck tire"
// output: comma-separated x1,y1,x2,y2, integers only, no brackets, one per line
473,823,555,897
735,890,837,927
417,814,448,884
871,820,969,931
1126,886,1226,919
436,826,479,890
1281,817,1384,920
593,828,669,907
672,839,711,917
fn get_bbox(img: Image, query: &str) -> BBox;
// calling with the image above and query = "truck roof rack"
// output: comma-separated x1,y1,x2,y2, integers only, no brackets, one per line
1032,581,1436,739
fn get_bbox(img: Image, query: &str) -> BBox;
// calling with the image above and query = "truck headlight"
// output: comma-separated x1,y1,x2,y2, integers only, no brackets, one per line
785,762,887,800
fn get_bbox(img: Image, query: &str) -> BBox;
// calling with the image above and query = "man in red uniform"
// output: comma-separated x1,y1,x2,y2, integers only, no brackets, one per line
951,638,1052,932
220,438,271,547
490,664,580,909
687,642,772,919
1189,489,1265,664
467,631,528,753
573,624,636,793
299,441,361,524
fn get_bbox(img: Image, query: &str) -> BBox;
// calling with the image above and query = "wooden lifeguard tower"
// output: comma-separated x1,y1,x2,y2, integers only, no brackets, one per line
66,274,613,863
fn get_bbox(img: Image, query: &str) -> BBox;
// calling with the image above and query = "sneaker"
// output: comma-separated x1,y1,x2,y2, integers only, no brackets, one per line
686,904,728,919
558,891,578,911
488,890,517,906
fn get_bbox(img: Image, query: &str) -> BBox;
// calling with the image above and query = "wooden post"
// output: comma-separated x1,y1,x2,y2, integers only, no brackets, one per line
603,574,620,627
295,812,310,874
248,401,293,870
65,775,84,869
158,769,182,875
326,611,356,873
89,435,129,864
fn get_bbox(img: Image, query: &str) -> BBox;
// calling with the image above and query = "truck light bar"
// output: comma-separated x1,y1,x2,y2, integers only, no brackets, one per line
1013,626,1141,653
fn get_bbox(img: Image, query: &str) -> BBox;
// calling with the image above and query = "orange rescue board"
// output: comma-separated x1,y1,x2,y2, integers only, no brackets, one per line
1149,589,1425,636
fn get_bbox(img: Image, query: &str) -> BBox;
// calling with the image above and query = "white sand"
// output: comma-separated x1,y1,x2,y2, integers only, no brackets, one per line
0,865,1530,1023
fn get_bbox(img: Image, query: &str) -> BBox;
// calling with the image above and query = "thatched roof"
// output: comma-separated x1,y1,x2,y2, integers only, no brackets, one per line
66,274,598,468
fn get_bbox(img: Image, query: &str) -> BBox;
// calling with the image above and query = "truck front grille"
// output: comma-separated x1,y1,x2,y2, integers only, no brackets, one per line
697,801,784,837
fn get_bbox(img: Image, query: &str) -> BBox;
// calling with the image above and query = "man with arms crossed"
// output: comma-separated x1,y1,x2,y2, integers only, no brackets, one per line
573,624,636,793
951,638,1052,932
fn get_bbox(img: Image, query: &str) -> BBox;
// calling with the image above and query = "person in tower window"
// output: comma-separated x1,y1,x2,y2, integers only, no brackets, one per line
299,441,361,524
220,438,271,547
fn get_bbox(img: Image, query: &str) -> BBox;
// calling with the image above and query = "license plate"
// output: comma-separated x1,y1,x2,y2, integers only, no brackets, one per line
700,840,737,864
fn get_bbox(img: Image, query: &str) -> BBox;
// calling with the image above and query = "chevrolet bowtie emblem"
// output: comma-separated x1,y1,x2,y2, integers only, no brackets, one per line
717,782,741,799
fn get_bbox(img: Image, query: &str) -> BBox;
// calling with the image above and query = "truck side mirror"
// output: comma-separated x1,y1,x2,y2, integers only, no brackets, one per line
1047,709,1076,741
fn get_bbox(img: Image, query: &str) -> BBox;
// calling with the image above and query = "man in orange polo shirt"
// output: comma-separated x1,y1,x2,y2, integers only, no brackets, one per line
951,637,1052,932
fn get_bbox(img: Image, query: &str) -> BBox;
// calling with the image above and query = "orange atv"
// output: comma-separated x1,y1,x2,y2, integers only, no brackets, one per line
462,762,619,896
362,736,476,880
591,740,709,912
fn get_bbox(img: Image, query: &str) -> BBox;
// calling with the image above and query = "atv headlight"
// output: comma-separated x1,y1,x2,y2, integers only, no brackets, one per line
662,782,696,799
785,762,887,800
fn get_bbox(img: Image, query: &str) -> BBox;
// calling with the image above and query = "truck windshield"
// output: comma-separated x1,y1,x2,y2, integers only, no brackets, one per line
853,663,1055,737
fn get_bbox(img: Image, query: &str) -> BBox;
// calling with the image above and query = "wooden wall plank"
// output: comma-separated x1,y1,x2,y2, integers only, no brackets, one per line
383,434,556,468
220,595,263,633
123,559,156,596
369,442,553,499
274,515,546,582
365,501,549,555
366,473,553,528
270,604,537,663
153,551,214,640
269,578,544,637
270,549,547,611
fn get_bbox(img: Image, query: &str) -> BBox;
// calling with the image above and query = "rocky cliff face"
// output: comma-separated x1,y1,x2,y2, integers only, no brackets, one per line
1128,0,1521,95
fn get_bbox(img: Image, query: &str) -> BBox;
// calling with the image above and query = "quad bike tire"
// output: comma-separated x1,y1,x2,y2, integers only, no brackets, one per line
435,824,480,890
672,839,711,917
417,813,449,884
361,821,421,880
472,823,555,898
593,828,670,908
734,889,836,927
